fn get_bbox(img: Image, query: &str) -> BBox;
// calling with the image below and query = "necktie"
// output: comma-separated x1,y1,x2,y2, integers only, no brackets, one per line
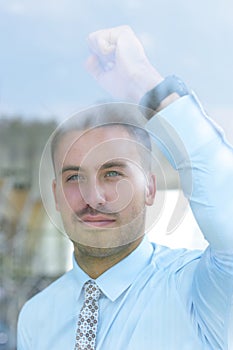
75,280,101,350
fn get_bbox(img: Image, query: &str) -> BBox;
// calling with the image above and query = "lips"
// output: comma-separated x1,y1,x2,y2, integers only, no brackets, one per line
79,214,116,227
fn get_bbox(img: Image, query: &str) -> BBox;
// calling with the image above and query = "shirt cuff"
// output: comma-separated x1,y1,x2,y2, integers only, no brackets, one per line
145,93,228,169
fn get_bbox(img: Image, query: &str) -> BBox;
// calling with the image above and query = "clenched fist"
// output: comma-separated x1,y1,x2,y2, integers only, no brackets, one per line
86,25,163,103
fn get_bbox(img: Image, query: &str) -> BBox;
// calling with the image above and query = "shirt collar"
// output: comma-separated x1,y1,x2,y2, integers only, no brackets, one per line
71,254,90,301
72,236,154,302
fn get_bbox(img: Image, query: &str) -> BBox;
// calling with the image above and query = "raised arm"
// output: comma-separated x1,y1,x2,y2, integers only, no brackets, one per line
86,25,233,251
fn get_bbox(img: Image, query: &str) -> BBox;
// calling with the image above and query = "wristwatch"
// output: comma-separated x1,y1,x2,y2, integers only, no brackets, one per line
140,75,190,113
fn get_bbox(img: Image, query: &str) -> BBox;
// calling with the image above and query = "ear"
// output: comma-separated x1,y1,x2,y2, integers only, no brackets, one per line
52,179,60,211
145,173,156,206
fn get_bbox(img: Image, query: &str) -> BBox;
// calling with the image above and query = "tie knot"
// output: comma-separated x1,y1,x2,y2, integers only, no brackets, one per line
84,280,101,302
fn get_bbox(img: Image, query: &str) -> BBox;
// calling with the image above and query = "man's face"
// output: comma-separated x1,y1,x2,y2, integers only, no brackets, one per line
52,125,156,250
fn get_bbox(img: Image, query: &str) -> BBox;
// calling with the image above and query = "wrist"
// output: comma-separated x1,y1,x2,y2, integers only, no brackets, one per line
156,92,180,112
140,75,190,119
130,65,164,103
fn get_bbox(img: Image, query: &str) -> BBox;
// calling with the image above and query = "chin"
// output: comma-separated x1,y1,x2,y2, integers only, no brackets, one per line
74,238,142,258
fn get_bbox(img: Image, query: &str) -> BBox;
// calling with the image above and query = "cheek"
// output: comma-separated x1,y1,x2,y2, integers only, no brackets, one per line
102,182,120,200
131,179,148,210
132,176,147,197
117,179,147,216
58,183,83,210
102,180,134,213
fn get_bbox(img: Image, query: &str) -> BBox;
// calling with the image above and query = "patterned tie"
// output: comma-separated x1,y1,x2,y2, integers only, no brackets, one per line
75,280,101,350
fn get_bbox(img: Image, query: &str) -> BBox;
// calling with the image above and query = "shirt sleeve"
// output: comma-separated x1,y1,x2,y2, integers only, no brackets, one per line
146,93,233,252
145,93,233,348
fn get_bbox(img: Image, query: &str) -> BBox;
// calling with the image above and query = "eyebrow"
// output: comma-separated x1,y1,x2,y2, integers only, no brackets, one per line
100,161,128,170
61,165,81,175
60,161,128,175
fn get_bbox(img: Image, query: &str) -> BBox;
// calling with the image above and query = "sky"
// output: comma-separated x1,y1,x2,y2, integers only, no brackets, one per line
0,0,233,138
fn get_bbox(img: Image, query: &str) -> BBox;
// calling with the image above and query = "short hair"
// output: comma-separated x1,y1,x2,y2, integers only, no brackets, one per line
50,102,152,170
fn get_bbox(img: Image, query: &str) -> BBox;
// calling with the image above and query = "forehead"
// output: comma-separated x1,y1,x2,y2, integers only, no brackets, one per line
54,125,144,170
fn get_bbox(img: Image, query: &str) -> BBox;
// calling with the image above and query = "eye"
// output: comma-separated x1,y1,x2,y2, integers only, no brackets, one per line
66,173,86,182
105,170,122,178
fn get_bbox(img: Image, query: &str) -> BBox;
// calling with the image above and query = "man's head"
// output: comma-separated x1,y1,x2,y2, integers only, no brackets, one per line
51,103,156,254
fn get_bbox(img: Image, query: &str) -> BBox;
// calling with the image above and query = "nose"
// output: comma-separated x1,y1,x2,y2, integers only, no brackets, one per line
80,179,106,209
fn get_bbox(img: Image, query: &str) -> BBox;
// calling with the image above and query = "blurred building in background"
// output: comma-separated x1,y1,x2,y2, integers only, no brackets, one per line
0,117,73,349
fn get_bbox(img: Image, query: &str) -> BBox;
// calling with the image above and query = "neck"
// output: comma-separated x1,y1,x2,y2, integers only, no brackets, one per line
73,236,144,279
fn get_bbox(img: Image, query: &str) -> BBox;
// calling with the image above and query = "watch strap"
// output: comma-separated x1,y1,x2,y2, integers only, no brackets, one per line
140,75,190,112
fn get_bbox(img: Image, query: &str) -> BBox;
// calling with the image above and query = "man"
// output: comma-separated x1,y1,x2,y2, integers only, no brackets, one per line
17,26,233,349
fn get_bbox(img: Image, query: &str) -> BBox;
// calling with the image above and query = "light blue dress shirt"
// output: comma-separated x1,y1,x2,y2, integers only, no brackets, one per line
17,94,233,350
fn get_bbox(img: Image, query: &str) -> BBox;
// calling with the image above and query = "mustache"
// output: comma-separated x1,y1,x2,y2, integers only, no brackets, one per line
73,205,118,218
